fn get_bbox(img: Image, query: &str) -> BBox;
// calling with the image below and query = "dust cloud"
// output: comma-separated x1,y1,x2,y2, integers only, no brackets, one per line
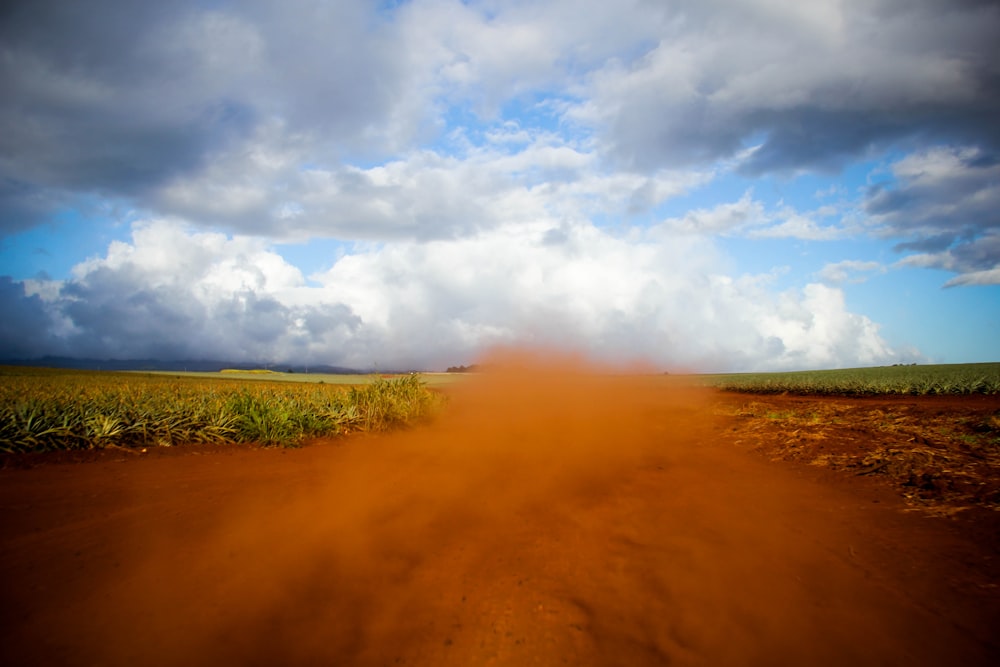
3,350,996,666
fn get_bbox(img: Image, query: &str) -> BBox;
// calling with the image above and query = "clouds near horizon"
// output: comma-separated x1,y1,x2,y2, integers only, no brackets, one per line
9,219,900,371
1,0,997,368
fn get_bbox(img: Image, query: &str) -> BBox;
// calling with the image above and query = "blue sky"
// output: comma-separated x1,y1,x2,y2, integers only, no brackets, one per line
1,0,998,371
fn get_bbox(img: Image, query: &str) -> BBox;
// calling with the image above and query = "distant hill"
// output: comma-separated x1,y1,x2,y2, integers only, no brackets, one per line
0,356,366,375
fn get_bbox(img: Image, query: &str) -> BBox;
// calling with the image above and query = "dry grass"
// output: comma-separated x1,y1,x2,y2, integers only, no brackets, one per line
717,397,1000,514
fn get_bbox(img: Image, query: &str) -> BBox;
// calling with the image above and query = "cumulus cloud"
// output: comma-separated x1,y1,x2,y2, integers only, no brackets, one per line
2,0,995,367
6,219,901,371
49,221,371,363
153,123,709,241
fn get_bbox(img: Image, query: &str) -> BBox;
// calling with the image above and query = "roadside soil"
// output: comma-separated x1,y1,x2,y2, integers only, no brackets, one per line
2,368,998,666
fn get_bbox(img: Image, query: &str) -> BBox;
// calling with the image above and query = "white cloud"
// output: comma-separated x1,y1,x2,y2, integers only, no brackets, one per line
153,122,713,241
70,220,303,295
749,214,841,241
7,218,902,371
3,0,998,367
659,192,765,235
395,0,668,116
817,260,886,285
659,191,844,240
759,282,895,370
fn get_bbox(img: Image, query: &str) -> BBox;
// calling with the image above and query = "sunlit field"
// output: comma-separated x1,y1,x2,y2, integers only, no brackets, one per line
3,356,999,667
701,363,1000,396
137,369,465,387
0,366,444,454
4,362,999,455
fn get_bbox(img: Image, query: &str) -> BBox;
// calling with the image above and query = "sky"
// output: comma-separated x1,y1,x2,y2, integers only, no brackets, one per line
1,0,998,372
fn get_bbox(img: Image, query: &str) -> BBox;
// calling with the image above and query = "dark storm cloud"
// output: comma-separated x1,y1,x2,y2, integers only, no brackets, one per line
0,1,173,77
0,180,65,234
865,153,1000,235
588,0,1000,175
0,1,252,221
893,235,957,254
863,146,1000,278
0,277,60,358
0,0,405,235
59,265,208,359
739,84,1000,176
739,109,931,176
44,264,366,363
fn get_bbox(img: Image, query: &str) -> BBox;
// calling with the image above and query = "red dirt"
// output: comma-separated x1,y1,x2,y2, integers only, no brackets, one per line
2,358,998,666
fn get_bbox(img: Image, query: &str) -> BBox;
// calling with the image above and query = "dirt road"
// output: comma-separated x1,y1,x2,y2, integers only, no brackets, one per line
2,363,998,666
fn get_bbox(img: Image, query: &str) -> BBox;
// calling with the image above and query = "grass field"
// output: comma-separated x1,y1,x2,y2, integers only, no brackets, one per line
3,362,998,455
136,369,464,387
0,366,445,454
701,362,1000,396
131,363,1000,395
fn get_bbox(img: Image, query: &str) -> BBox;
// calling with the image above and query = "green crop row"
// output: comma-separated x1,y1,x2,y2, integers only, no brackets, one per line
0,368,444,454
703,362,1000,396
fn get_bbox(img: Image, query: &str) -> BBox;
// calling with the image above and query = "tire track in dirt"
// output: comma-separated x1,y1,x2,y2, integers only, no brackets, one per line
1,353,998,665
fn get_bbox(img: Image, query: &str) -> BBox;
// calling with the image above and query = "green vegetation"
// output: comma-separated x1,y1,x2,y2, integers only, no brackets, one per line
0,367,444,454
446,364,480,373
135,369,462,387
219,368,281,375
703,363,1000,396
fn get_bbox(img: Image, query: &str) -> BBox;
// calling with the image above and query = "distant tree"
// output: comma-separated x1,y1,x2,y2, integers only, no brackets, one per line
446,364,480,373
